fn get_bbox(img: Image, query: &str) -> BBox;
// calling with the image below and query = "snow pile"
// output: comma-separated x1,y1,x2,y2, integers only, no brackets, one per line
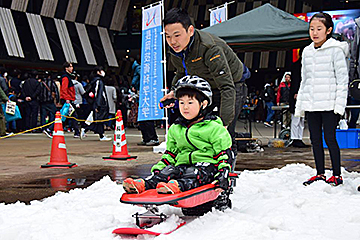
1,164,360,240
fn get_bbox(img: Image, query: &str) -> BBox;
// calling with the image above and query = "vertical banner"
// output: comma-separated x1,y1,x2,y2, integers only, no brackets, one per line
138,3,164,121
210,4,227,26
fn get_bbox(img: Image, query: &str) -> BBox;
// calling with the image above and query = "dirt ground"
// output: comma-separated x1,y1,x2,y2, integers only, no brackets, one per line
1,123,360,204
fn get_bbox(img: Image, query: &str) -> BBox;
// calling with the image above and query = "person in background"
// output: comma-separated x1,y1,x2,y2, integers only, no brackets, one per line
80,75,92,129
22,70,41,131
0,86,9,136
6,88,17,133
295,13,348,186
80,66,111,141
104,77,117,130
289,49,308,148
72,71,85,135
60,62,80,138
39,71,60,138
277,73,291,128
262,83,276,127
0,67,9,95
9,69,25,132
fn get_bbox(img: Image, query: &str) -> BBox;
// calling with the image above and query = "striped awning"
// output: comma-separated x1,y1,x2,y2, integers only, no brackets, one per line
98,27,118,67
75,22,97,65
26,13,54,61
54,18,77,63
0,7,24,58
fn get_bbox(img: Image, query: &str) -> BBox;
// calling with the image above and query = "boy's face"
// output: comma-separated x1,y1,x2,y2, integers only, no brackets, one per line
179,95,202,120
165,23,194,53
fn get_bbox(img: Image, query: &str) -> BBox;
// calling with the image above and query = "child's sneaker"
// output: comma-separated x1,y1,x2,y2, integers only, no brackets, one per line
156,180,181,194
326,176,343,186
303,175,326,186
123,178,145,194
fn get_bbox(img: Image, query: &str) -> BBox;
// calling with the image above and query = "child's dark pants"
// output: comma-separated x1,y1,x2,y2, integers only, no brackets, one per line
144,163,218,192
307,111,341,176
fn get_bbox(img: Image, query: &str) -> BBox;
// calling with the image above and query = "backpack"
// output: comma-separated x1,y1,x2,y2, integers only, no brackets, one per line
83,81,95,105
349,79,360,100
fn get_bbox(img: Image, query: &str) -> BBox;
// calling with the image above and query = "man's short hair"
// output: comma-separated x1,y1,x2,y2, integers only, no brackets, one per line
164,8,192,30
63,62,72,70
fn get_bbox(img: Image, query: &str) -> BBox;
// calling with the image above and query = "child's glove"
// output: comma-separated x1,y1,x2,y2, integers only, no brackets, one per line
214,168,230,190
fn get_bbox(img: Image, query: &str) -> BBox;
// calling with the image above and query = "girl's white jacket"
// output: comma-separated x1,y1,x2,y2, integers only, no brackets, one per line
295,38,349,117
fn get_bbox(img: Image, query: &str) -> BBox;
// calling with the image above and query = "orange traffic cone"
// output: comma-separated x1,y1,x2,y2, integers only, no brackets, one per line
103,110,137,161
41,111,77,168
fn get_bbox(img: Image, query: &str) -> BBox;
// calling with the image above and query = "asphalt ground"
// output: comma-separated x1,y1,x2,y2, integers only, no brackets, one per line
1,120,360,204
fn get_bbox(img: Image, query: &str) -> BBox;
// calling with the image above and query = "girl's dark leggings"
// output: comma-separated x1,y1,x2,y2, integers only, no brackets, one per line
307,111,341,176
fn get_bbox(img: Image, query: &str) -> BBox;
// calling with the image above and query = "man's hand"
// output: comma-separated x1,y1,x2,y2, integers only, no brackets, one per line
294,94,298,99
25,97,31,101
160,91,175,108
66,100,70,104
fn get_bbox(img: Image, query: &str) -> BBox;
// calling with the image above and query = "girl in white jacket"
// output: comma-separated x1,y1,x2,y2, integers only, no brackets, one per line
295,13,349,186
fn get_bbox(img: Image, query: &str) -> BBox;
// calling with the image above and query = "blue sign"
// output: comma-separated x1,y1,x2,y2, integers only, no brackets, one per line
138,4,164,121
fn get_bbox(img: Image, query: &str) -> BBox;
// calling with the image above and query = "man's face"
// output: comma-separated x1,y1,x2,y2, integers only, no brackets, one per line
165,23,194,53
285,74,291,83
65,64,73,74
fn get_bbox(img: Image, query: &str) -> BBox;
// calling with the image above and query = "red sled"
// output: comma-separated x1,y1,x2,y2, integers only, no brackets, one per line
113,174,238,236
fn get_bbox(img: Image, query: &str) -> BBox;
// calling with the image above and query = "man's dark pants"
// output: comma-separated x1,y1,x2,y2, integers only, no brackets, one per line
212,82,248,153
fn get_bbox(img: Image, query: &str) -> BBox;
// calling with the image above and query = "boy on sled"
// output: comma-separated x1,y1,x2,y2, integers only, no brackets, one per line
123,75,234,194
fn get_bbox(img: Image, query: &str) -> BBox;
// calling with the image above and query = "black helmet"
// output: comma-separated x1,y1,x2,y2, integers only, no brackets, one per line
174,75,212,105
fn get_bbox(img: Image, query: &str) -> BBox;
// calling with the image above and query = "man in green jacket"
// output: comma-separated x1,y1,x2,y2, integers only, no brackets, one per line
0,86,9,136
161,8,247,153
123,76,233,194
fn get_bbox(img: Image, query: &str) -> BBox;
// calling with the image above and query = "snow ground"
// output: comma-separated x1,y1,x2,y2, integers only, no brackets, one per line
1,164,360,240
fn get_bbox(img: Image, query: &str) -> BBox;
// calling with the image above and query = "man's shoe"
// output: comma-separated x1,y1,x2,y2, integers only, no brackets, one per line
156,180,181,194
74,134,80,138
264,122,273,127
303,175,326,186
326,176,343,186
292,140,309,148
123,178,145,194
100,135,112,141
43,130,53,139
146,140,160,146
80,128,87,140
137,141,147,146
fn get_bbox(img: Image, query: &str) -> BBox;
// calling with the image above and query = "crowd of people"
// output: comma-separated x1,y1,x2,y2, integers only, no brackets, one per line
0,63,136,141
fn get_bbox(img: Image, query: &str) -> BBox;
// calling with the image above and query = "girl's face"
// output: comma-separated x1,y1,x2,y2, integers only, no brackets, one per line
179,95,202,120
309,18,332,47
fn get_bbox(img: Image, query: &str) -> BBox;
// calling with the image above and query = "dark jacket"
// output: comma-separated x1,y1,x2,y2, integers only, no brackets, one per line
277,81,291,104
131,60,141,91
261,84,275,103
39,78,60,103
8,77,22,96
21,78,41,101
60,72,75,101
169,29,244,126
92,76,108,111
